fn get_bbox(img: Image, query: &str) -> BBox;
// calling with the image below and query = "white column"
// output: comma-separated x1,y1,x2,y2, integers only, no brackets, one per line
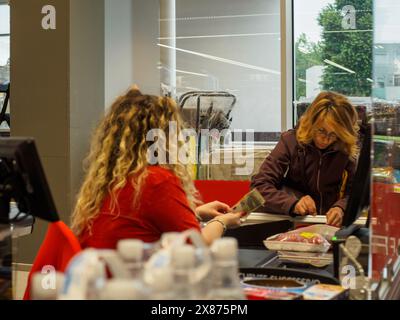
160,0,176,98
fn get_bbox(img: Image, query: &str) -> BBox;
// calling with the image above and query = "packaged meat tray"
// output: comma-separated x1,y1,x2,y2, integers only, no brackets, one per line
264,230,331,253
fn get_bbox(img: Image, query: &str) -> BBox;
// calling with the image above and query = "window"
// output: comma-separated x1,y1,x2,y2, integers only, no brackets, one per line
371,0,400,290
0,4,10,84
0,3,10,130
394,74,400,87
293,0,373,119
377,77,385,88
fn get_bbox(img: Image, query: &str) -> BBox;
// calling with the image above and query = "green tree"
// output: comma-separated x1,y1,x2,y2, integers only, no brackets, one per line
318,0,373,96
295,33,323,100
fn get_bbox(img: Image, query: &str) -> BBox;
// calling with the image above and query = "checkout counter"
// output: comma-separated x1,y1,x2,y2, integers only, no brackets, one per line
227,213,373,300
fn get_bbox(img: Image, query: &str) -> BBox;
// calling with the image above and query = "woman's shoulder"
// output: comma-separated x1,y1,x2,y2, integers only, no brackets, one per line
279,129,299,147
146,166,180,186
281,129,296,138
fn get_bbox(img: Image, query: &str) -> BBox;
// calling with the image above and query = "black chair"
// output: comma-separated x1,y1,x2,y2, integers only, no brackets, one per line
0,82,10,128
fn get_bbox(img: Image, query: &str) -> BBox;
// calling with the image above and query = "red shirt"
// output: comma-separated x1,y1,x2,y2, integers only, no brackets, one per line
79,166,200,249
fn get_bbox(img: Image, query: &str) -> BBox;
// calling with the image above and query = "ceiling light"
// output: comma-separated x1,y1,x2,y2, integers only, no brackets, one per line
158,44,280,75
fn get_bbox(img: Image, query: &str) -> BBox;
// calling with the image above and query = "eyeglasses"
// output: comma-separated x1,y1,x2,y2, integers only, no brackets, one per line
316,128,338,141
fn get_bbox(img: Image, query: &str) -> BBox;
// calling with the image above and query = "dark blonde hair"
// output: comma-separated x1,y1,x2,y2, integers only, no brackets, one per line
71,87,199,236
297,91,359,159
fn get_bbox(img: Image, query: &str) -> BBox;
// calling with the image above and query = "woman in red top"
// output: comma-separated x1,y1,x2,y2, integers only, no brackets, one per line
71,88,242,249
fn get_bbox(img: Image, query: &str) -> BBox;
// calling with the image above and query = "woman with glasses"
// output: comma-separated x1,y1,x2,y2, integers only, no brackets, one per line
251,91,359,227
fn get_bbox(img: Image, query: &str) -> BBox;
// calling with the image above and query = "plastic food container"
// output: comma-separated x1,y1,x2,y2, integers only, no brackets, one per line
264,238,330,253
263,225,337,253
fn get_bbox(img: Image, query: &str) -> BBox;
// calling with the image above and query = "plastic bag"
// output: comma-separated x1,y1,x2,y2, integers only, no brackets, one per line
292,225,339,243
264,228,332,253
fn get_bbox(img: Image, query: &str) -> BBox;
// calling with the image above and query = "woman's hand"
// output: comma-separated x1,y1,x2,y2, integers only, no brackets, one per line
195,201,231,221
216,212,244,230
326,207,344,227
201,211,244,246
294,196,317,216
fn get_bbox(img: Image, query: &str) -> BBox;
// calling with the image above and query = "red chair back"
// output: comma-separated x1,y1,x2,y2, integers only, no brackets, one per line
23,221,82,300
194,180,251,207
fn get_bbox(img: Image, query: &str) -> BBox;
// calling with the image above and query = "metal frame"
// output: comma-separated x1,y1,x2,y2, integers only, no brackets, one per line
280,0,294,131
0,82,10,126
179,91,237,180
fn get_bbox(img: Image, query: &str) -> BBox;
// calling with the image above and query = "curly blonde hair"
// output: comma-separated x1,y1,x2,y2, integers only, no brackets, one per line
71,88,200,236
297,91,359,159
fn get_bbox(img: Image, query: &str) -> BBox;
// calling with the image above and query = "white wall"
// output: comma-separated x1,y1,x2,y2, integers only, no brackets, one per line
173,0,281,132
105,0,134,108
70,0,105,213
132,0,161,95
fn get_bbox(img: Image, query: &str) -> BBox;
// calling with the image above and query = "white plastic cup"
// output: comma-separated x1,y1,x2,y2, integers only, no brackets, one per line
31,271,65,300
117,239,144,262
100,280,141,300
211,238,238,261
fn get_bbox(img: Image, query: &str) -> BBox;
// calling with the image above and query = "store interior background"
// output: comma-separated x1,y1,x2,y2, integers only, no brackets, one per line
0,0,399,299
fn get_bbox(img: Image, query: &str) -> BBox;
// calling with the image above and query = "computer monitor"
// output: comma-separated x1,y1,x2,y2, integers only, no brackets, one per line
0,138,59,224
341,125,371,228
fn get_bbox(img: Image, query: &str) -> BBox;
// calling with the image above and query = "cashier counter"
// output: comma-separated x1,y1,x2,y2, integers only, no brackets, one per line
228,212,369,287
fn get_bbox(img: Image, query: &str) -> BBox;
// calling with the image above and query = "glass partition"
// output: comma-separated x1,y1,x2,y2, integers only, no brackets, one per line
158,0,282,180
0,5,9,74
0,3,10,134
371,0,400,296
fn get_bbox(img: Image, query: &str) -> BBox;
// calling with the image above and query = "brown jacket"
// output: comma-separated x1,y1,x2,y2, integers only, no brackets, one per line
251,129,356,216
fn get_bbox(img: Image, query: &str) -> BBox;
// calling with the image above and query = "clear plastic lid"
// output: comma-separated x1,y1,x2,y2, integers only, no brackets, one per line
100,280,140,300
171,244,195,268
148,267,173,291
117,239,144,261
211,237,238,260
160,232,181,248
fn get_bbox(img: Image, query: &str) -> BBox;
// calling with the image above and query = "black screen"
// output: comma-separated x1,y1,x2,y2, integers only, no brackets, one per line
342,125,371,227
0,138,59,223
